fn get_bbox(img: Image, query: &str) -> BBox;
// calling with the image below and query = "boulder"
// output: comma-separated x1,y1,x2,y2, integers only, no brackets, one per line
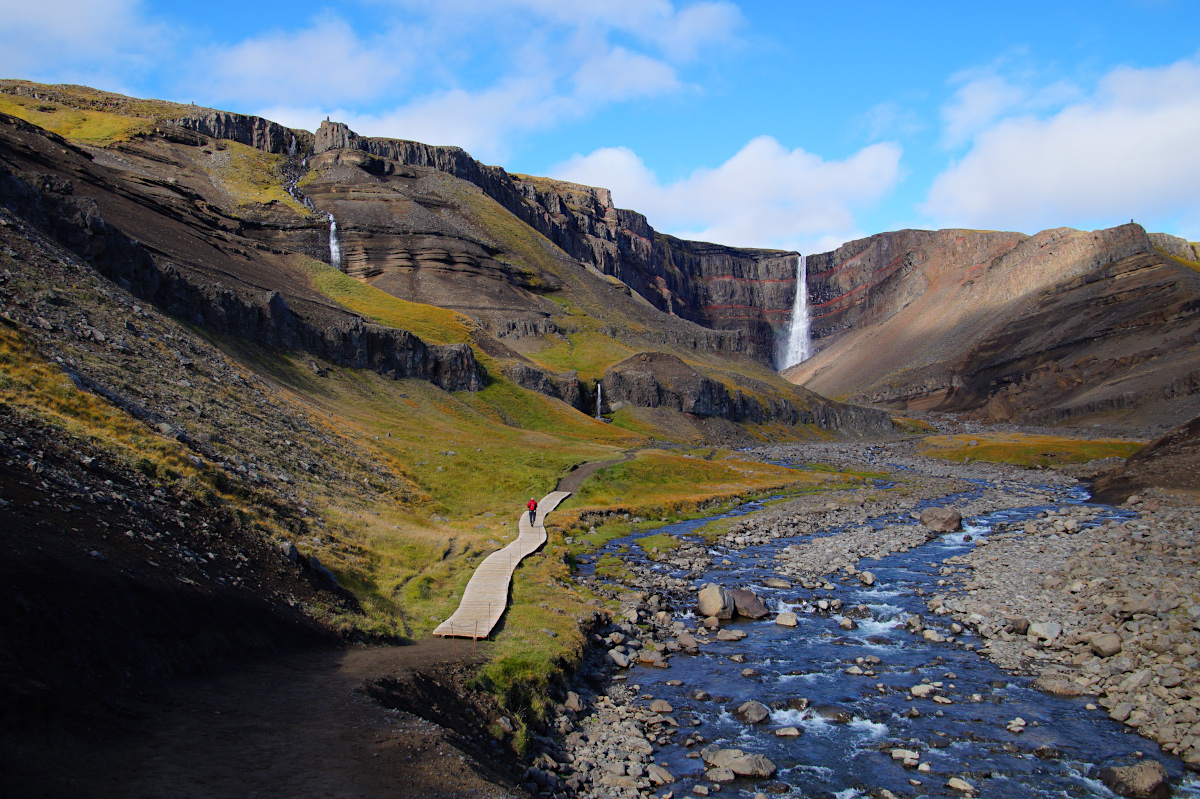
701,747,743,768
762,577,792,589
1028,621,1063,643
730,588,770,619
775,612,799,627
735,701,770,724
705,767,736,783
608,650,630,668
649,699,674,713
858,571,876,586
920,507,963,532
647,764,675,785
1099,760,1170,799
773,726,801,737
697,583,735,619
1091,633,1123,658
947,777,975,794
728,754,776,778
717,628,747,641
565,691,585,713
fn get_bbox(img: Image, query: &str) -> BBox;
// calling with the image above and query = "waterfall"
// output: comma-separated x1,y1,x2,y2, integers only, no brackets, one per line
780,254,812,368
595,382,603,419
289,134,296,157
328,213,343,271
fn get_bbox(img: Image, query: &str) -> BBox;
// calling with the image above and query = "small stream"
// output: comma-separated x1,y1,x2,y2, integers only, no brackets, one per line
577,465,1200,798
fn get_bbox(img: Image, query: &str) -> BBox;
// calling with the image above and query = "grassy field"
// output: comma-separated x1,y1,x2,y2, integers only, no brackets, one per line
920,432,1145,467
0,95,148,144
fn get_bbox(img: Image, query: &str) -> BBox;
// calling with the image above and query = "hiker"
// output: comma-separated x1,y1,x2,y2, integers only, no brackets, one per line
527,496,537,524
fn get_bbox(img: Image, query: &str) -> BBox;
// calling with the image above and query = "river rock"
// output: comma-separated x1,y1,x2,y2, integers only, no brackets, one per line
565,691,584,712
705,767,736,782
735,701,770,724
728,754,777,778
717,628,747,641
698,583,734,619
921,507,963,532
730,588,770,619
647,764,675,785
650,699,674,713
773,726,801,737
858,571,876,586
1091,633,1123,657
762,577,792,589
1028,621,1063,642
1098,760,1171,798
776,611,798,627
947,777,975,794
608,650,630,668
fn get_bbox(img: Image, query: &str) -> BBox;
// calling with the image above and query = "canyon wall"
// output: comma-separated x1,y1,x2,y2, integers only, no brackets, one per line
787,224,1200,430
305,121,797,363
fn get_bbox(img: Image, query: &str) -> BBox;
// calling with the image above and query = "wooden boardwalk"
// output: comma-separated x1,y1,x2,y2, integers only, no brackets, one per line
432,490,571,639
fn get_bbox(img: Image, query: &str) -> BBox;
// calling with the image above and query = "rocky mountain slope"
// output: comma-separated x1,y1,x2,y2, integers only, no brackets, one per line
0,80,888,441
786,224,1200,432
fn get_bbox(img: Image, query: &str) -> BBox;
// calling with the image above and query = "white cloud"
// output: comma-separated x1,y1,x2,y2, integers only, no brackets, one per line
0,0,170,86
940,76,1025,147
572,47,680,103
192,16,411,107
924,56,1200,232
550,137,902,252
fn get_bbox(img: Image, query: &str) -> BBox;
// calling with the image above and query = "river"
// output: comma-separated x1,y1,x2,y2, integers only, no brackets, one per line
573,451,1200,798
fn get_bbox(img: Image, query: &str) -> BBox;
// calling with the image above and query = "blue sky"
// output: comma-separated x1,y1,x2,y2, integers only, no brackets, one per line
4,0,1199,253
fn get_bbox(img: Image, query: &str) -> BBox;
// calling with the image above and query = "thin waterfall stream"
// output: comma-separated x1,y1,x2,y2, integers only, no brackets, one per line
780,254,812,369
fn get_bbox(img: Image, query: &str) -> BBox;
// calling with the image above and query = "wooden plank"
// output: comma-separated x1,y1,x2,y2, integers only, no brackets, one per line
432,490,571,639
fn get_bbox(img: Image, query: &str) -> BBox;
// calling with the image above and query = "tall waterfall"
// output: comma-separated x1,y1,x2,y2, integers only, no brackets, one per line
328,213,343,271
780,255,812,368
595,382,602,419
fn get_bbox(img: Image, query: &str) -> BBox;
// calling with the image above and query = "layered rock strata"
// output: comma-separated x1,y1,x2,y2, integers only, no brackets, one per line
0,113,483,391
309,121,797,363
602,352,893,434
788,224,1200,429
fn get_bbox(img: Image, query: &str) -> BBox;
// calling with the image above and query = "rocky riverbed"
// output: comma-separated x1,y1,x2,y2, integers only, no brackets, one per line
545,441,1200,799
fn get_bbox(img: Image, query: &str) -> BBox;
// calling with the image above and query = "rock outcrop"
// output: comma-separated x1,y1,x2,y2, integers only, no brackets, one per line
1091,415,1200,503
602,352,893,434
503,363,582,409
174,110,313,156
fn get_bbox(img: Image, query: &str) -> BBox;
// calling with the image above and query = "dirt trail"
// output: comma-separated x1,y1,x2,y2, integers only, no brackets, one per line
5,639,521,799
557,449,637,494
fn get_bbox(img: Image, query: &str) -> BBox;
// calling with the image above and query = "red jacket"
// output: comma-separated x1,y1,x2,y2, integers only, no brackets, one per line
527,499,537,511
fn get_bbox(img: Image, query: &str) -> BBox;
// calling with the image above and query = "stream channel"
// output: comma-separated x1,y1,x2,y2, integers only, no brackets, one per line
576,460,1200,798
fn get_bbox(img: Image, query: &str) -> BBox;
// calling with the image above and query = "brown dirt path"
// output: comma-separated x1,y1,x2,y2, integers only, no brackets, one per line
4,640,522,799
556,449,637,494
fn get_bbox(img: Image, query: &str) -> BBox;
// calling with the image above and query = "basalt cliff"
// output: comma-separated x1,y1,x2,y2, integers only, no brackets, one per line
0,79,885,440
786,225,1200,431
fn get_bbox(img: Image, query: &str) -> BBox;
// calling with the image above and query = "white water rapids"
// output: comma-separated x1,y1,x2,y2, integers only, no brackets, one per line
328,214,343,271
779,254,811,368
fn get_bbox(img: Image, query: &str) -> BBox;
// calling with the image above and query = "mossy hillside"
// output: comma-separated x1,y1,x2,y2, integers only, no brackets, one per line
295,254,474,348
0,94,149,145
202,141,308,214
920,432,1145,467
0,80,197,123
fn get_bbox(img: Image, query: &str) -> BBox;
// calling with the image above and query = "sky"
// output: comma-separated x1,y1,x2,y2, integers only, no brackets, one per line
4,0,1200,254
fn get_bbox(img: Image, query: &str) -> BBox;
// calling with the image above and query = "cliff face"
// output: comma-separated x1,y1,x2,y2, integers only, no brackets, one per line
787,224,1200,430
308,121,797,363
602,352,893,435
0,113,484,392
